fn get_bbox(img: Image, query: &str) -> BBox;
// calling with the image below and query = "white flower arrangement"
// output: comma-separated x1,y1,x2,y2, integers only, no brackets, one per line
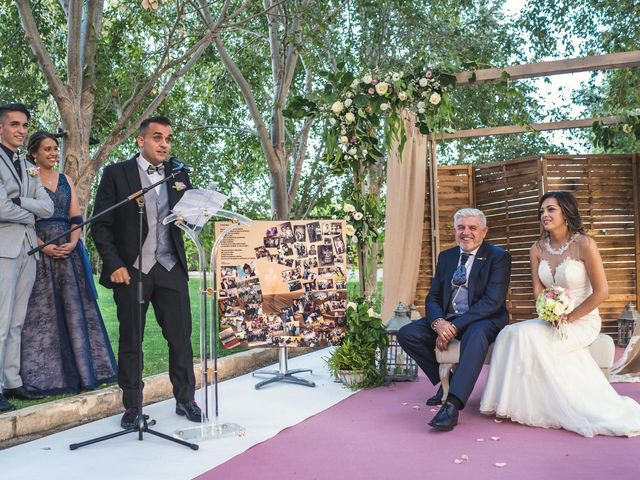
375,82,389,95
27,166,40,177
331,100,344,114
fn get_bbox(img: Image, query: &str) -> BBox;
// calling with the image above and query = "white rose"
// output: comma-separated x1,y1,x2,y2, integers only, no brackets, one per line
367,308,379,318
392,72,401,82
348,148,357,156
345,111,356,124
380,103,390,111
350,79,359,89
375,82,389,95
419,77,429,87
345,224,356,236
339,135,349,144
362,73,372,84
347,302,358,310
353,211,363,221
553,303,565,316
331,100,344,114
344,98,353,108
351,235,359,244
429,92,442,105
398,91,408,101
343,203,356,212
361,148,368,155
417,101,425,109
328,117,336,126
418,108,425,114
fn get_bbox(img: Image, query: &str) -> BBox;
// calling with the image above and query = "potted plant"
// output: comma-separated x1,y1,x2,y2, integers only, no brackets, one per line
326,300,388,388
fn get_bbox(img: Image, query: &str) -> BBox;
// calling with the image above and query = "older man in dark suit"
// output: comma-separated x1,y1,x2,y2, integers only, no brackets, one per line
398,208,511,431
91,116,200,429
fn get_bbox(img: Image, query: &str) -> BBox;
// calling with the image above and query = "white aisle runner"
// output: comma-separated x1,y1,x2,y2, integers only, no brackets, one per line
0,348,353,480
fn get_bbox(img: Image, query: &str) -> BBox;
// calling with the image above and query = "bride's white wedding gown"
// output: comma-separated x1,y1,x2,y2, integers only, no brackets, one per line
480,245,640,437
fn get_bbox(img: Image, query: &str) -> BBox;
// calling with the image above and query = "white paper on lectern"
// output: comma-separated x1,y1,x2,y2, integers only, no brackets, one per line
172,189,228,227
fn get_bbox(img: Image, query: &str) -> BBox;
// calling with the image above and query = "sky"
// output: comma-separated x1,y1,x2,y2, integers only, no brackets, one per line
500,0,594,150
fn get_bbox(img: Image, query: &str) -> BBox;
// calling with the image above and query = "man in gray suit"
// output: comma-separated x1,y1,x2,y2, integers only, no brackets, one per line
0,103,54,411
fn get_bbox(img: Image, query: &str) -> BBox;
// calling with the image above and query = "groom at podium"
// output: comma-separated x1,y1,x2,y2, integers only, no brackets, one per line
91,116,201,429
397,208,511,431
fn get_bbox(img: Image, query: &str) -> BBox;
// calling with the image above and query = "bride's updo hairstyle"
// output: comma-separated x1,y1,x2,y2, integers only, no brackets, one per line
26,130,58,164
538,191,586,236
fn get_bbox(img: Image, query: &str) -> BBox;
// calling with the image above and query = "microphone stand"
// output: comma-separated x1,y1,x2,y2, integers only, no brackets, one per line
28,167,198,451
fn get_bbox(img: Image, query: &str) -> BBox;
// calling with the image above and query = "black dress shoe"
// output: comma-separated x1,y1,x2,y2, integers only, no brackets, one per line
426,386,444,406
176,400,203,423
428,402,459,432
0,393,16,412
120,408,149,429
3,386,44,401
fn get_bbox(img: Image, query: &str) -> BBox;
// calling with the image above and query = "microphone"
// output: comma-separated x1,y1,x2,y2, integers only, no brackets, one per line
169,157,192,173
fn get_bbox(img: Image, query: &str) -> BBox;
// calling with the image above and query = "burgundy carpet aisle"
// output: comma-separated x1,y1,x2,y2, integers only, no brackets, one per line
197,367,640,480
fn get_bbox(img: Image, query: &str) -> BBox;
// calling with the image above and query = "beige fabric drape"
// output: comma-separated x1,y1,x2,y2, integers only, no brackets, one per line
381,112,427,322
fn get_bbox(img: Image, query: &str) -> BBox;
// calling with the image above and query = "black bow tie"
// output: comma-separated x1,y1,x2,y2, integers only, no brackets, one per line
146,164,165,175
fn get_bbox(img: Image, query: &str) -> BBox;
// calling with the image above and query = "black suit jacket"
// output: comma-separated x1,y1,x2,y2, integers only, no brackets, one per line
91,154,192,288
426,241,511,331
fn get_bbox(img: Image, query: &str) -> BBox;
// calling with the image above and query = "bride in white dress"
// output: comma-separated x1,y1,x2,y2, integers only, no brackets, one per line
480,191,640,437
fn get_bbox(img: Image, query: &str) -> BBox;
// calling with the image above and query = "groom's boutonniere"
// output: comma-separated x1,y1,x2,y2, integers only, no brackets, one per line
27,166,40,177
173,181,187,192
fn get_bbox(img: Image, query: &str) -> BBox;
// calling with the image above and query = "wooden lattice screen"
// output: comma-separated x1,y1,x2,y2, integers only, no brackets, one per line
414,154,640,337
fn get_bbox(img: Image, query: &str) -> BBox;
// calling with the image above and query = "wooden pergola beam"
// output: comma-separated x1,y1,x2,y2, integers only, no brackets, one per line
456,51,640,85
437,115,625,140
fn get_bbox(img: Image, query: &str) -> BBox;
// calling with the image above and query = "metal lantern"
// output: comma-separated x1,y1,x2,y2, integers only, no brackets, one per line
383,302,418,381
617,302,640,347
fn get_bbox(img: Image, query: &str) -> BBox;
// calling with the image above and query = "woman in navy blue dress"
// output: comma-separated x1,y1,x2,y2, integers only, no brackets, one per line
20,131,116,394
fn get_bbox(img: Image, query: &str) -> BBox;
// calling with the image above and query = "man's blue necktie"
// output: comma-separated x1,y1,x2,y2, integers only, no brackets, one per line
452,253,470,287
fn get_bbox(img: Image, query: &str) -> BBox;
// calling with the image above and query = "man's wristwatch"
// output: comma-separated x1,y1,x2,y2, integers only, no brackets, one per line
431,318,445,332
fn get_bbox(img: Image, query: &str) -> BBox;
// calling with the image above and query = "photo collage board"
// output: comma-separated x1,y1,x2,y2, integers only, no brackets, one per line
214,220,348,349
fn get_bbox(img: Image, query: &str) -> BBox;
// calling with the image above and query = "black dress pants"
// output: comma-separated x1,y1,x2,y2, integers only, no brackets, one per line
113,263,195,410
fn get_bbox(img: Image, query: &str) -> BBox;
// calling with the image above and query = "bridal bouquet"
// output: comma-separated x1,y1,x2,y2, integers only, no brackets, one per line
536,286,573,324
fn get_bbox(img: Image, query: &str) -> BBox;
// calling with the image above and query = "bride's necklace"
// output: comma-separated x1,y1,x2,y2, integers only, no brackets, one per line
544,233,579,255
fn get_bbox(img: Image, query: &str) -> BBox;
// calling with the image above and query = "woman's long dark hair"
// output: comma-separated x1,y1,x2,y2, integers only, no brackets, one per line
538,191,586,236
26,130,58,164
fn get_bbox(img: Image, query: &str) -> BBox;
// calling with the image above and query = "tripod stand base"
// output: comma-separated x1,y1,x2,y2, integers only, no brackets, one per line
175,420,246,441
69,415,199,451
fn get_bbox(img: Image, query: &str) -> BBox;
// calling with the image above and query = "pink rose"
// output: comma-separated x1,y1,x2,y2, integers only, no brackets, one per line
368,87,375,95
372,79,378,85
426,70,433,78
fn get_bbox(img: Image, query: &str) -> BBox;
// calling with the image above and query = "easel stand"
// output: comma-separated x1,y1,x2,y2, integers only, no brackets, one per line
168,208,251,442
253,346,316,389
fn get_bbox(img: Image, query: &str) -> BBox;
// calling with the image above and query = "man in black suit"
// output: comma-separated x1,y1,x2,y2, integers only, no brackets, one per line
398,208,511,431
91,116,201,429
